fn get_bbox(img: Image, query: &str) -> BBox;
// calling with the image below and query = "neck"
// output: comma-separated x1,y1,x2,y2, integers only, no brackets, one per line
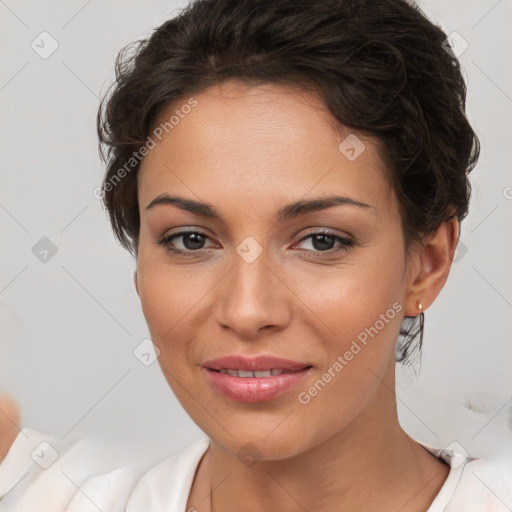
192,361,450,512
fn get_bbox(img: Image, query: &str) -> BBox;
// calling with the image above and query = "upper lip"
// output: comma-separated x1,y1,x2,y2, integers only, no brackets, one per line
202,355,312,372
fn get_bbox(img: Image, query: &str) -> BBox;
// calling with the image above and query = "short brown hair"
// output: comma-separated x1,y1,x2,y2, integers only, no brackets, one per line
97,0,480,363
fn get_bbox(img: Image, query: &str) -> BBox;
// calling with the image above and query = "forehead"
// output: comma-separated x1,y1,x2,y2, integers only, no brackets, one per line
138,80,394,217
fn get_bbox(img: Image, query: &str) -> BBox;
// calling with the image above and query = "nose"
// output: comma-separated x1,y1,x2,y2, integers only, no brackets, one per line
215,249,292,339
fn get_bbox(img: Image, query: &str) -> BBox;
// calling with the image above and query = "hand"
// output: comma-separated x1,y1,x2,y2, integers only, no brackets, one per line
0,394,20,463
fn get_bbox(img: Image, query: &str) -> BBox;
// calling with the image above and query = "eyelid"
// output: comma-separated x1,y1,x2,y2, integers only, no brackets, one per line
292,230,354,254
157,229,215,250
295,227,354,243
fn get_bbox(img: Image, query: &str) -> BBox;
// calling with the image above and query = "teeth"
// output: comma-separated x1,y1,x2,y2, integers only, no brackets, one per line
217,368,286,377
254,370,272,377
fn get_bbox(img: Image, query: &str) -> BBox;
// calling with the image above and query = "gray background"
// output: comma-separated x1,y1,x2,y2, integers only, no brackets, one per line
1,0,511,471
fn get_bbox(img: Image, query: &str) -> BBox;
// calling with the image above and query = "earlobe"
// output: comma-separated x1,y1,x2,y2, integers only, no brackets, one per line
404,217,459,316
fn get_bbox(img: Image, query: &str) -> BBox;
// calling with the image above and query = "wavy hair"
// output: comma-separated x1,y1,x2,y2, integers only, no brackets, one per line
97,0,480,364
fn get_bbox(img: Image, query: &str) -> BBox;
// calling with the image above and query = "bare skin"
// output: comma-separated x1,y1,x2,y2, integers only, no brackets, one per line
134,80,456,512
0,394,20,463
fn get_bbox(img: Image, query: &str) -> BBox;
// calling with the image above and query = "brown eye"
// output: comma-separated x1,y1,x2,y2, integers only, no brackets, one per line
157,230,215,255
295,231,354,254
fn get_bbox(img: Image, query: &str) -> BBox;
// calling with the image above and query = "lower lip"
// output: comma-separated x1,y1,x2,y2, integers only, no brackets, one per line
203,367,313,402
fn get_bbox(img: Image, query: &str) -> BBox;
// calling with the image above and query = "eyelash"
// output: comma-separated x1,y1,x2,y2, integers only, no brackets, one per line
156,229,355,258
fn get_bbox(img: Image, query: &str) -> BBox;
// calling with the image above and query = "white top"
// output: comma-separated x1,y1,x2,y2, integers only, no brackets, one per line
0,427,511,511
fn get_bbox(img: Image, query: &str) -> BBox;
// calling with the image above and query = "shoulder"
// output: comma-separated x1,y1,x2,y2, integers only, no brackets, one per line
125,437,210,511
446,454,512,511
418,439,512,511
0,427,140,511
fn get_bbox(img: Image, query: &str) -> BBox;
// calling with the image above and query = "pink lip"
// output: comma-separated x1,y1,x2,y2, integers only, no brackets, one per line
203,367,313,402
202,355,313,402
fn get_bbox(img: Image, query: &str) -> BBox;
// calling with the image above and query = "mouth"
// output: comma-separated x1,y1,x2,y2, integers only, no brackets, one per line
208,367,313,377
202,354,312,372
203,365,314,402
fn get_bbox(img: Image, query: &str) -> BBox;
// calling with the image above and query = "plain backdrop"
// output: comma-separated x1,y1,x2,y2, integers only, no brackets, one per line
1,0,511,471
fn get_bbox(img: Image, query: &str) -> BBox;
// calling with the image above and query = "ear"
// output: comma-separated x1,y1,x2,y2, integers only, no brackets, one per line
134,270,139,297
403,217,459,316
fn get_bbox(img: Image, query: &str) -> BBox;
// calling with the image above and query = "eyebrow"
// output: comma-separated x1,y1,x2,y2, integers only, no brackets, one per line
145,193,373,221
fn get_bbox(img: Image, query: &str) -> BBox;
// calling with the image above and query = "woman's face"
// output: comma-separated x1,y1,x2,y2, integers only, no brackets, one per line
135,80,418,459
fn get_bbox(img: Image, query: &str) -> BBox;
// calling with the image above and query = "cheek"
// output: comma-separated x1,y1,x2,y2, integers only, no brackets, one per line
291,245,405,350
285,247,405,431
262,261,406,457
136,252,219,370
